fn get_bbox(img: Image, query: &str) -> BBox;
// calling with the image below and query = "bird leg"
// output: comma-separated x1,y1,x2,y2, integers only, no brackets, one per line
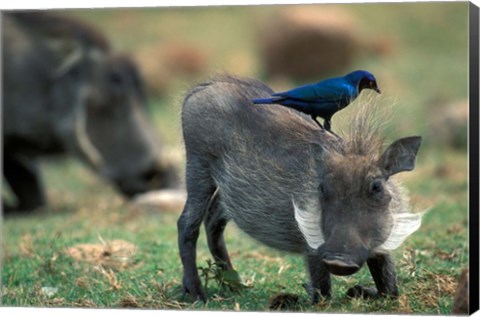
323,118,331,131
312,116,340,140
311,115,324,129
323,118,341,139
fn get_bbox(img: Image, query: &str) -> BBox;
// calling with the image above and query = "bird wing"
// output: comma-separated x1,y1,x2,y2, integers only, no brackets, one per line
252,97,279,104
272,78,355,102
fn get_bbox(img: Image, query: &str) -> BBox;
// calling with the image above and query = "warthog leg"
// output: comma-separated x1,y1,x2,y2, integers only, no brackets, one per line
306,252,332,304
204,189,234,272
347,253,398,299
4,155,46,212
177,157,215,303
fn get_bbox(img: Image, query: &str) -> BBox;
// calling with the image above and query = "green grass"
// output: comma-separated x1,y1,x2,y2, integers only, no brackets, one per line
2,2,469,313
1,148,468,312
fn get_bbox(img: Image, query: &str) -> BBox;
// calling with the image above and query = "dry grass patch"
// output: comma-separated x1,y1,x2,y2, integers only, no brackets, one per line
65,239,137,271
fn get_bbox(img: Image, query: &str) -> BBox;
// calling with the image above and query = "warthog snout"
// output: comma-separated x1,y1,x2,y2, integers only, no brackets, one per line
322,253,362,276
113,162,178,198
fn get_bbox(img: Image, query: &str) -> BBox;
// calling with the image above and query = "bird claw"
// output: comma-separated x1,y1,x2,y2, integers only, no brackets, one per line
328,130,341,139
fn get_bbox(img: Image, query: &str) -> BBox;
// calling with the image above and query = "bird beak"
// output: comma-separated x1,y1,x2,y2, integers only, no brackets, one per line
374,87,381,94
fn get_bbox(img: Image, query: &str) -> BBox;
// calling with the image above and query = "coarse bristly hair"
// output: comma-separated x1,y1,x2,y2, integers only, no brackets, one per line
341,94,392,159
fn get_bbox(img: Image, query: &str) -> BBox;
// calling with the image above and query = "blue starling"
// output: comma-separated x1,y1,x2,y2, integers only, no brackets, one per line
252,70,381,131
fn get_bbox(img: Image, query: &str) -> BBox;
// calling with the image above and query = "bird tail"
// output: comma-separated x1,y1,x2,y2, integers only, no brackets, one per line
251,97,279,104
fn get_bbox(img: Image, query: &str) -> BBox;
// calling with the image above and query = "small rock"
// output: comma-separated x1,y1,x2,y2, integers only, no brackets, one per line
41,286,58,298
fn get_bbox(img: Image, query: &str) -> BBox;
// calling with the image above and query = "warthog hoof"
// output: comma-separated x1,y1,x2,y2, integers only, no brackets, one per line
182,276,207,303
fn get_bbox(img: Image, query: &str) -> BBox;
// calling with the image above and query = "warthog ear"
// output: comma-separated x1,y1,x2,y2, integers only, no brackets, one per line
378,136,422,178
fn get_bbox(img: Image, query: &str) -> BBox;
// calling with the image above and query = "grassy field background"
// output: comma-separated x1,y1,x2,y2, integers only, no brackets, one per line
1,2,469,314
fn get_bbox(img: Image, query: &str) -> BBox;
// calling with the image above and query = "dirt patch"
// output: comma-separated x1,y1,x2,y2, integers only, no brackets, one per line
65,239,137,270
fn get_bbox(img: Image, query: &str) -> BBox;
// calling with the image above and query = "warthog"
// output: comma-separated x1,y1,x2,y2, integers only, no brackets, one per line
3,12,178,213
178,75,424,303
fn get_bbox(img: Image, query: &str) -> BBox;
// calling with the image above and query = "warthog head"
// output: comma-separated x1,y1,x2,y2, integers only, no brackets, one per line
53,48,178,197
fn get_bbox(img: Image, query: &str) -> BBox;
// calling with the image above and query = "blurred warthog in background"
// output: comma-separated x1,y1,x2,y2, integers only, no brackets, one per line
2,12,178,213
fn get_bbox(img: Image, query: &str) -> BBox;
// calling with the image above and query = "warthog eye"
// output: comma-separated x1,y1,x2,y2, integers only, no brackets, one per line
109,71,124,86
369,179,383,194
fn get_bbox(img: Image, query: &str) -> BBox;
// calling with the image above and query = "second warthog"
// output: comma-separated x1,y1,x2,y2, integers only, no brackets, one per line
3,12,178,213
178,75,424,303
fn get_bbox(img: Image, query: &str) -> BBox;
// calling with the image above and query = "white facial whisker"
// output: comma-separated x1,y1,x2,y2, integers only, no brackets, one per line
377,209,428,252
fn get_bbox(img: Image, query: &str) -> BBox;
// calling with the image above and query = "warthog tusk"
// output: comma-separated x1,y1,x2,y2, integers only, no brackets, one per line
75,102,103,169
50,39,84,78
